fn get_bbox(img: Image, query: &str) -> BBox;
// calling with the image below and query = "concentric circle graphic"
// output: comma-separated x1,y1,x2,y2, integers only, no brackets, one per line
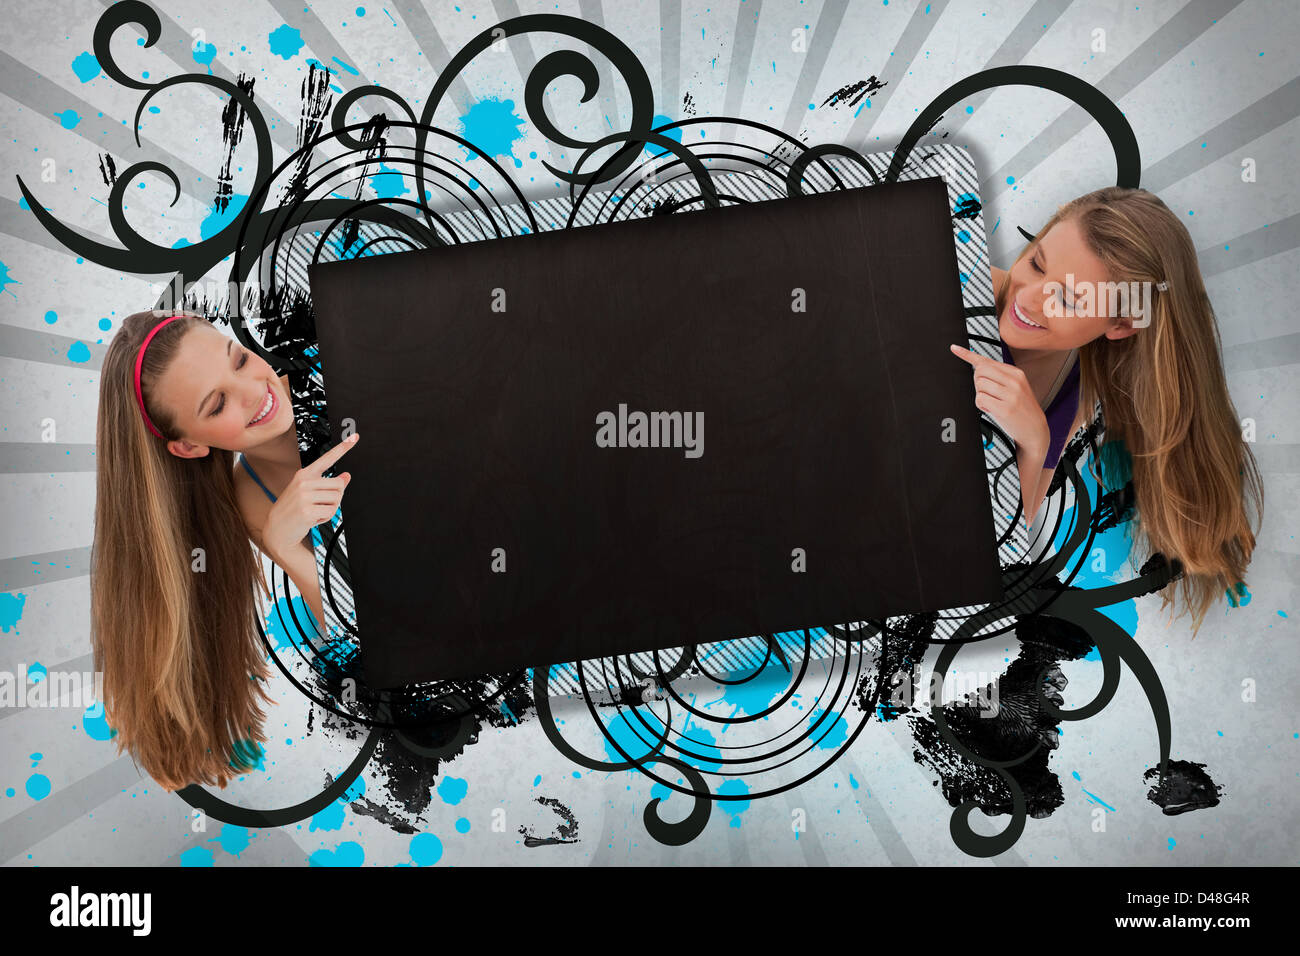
16,5,1180,852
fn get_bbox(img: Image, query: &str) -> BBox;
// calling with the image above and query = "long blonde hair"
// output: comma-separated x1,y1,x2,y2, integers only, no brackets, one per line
997,187,1263,633
91,309,274,790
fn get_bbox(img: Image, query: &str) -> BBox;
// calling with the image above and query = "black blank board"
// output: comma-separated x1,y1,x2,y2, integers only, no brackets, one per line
308,176,1002,687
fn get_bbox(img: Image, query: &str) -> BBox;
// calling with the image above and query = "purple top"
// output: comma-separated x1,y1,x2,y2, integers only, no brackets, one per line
1000,341,1081,469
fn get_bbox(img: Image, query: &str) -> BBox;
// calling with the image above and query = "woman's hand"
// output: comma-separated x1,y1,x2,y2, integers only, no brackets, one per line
261,433,359,563
949,345,1050,465
950,345,1053,529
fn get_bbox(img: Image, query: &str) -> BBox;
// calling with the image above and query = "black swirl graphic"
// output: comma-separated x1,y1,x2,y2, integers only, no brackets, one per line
16,3,1177,851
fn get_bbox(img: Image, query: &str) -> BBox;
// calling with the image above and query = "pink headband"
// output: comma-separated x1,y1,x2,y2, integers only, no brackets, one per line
133,314,186,438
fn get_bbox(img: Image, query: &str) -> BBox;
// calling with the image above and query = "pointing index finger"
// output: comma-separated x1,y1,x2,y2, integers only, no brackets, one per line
949,343,998,366
306,433,359,477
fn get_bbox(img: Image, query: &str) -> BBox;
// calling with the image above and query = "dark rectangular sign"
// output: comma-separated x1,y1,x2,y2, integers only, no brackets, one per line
308,176,1002,687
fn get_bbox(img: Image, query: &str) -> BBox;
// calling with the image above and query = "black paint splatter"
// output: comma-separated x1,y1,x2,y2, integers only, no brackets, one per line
856,612,937,719
336,113,390,255
215,73,255,214
640,196,686,217
681,91,697,115
309,677,535,828
97,152,117,187
1093,480,1136,533
910,612,1096,819
347,796,420,834
281,62,334,208
1145,760,1222,815
520,796,580,847
821,76,887,110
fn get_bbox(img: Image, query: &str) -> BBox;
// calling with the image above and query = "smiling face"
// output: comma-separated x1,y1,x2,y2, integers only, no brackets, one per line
148,323,292,457
999,216,1141,352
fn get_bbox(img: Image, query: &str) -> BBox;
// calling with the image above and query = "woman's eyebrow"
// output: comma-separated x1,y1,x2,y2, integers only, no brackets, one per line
196,338,234,416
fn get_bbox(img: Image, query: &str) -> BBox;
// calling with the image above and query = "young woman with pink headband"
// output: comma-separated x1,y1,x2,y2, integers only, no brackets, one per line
91,310,359,790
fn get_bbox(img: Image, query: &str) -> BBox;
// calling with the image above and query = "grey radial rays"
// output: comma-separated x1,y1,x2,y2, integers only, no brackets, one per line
93,0,301,155
660,0,681,118
1142,77,1300,193
0,197,120,260
835,754,920,865
262,0,379,91
1250,445,1300,474
715,0,764,155
783,789,831,864
1198,210,1300,277
0,48,213,200
0,443,97,475
932,0,1074,142
0,323,106,369
578,0,622,139
394,0,476,116
491,0,572,177
0,547,91,592
0,757,146,865
1223,331,1300,375
778,0,850,145
844,0,951,148
0,654,96,723
981,0,1248,203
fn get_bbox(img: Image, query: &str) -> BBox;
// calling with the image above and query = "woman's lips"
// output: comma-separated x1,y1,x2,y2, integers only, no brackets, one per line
246,382,278,427
1009,298,1047,332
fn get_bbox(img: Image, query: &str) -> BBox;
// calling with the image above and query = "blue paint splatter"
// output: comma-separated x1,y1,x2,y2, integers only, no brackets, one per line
1082,788,1115,811
646,113,683,156
409,832,442,865
331,56,360,76
309,841,364,866
67,341,91,364
716,779,752,827
209,824,251,856
810,707,848,750
458,98,527,169
269,24,305,59
367,161,408,198
180,846,214,866
309,802,346,832
26,774,51,801
0,261,21,299
0,591,26,633
71,52,100,82
83,701,116,741
1048,439,1138,635
54,110,80,130
199,193,247,240
437,776,468,805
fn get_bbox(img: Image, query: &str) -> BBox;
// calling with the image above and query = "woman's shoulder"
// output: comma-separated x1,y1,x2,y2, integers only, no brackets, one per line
232,458,272,542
